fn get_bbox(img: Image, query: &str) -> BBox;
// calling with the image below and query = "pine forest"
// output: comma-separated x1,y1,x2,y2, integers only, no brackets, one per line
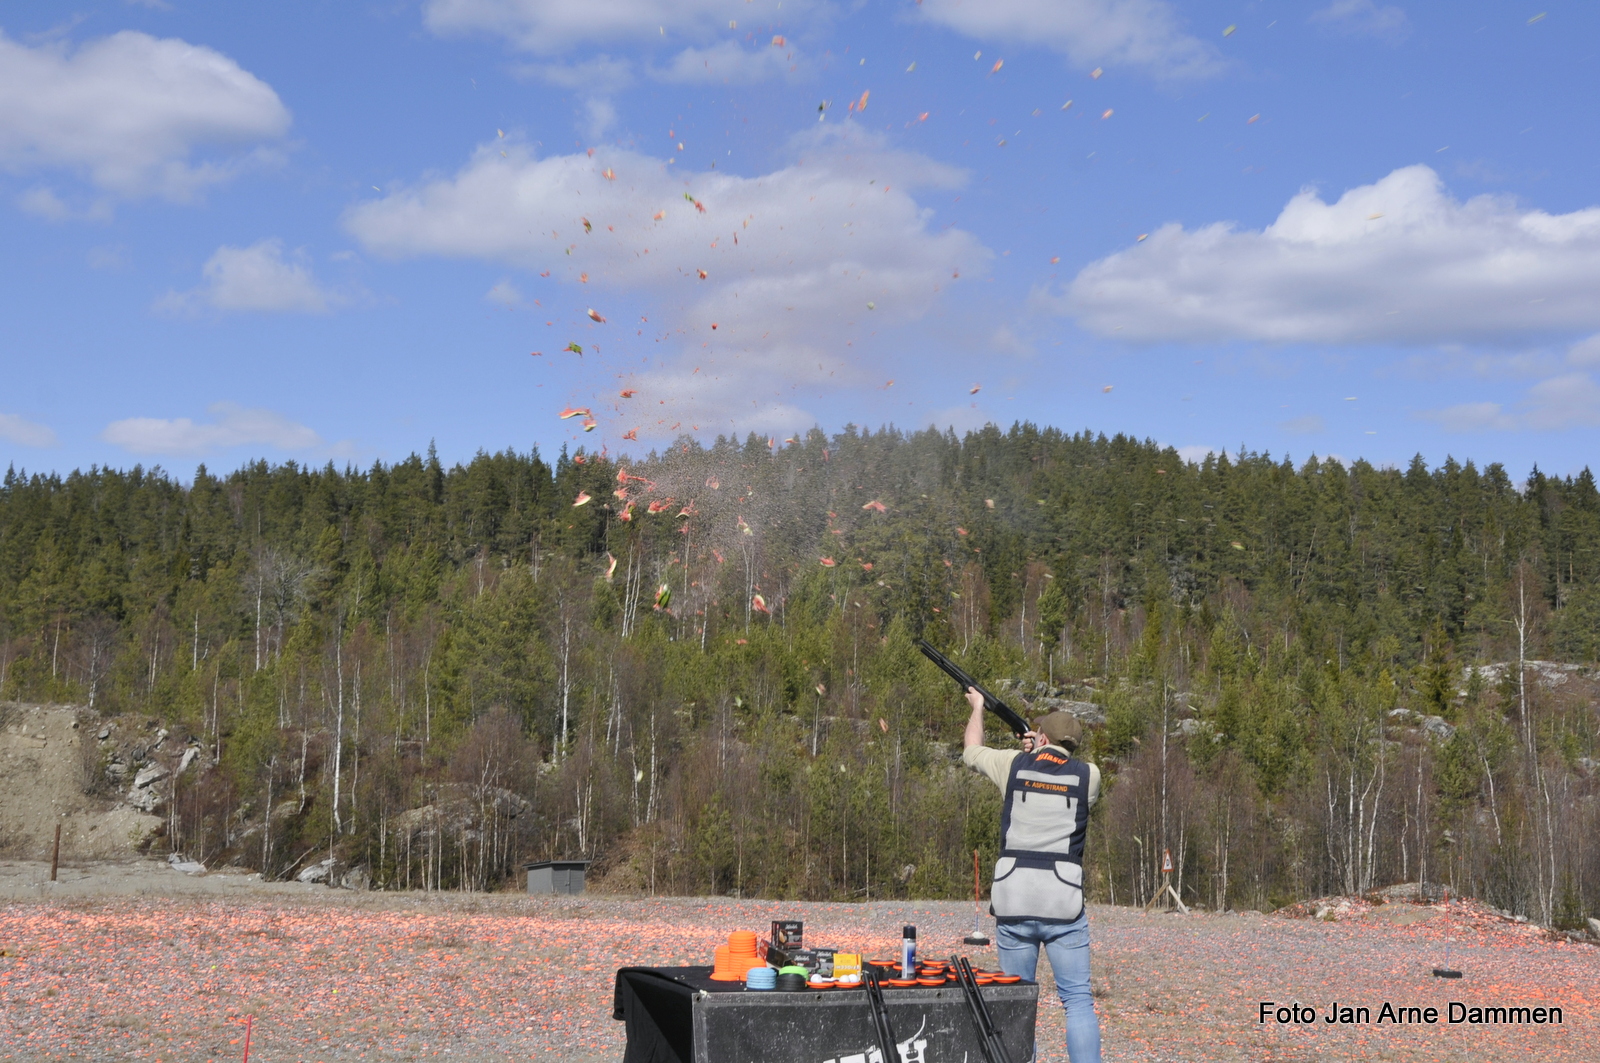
1,423,1597,929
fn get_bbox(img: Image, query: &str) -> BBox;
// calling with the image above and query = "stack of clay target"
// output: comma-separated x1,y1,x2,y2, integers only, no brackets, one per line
774,966,809,992
710,931,762,981
915,962,951,987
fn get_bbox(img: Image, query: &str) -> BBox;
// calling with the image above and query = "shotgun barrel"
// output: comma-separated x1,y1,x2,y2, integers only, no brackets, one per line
915,639,1031,738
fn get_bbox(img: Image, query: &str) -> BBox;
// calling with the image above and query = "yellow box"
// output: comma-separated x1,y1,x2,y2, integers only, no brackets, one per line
831,952,861,979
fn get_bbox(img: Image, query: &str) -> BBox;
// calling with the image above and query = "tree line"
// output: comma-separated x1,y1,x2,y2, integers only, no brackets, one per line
1,424,1596,926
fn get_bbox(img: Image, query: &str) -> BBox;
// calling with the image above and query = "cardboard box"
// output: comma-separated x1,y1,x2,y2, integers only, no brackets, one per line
770,921,803,950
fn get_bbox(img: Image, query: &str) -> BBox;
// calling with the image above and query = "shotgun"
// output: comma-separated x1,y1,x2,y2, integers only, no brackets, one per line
915,640,1030,738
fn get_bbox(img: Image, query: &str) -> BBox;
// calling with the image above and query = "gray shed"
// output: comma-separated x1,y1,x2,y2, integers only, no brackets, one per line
526,860,591,895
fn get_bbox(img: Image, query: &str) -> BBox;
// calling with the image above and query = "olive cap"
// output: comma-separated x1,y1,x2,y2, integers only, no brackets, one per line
1033,711,1082,751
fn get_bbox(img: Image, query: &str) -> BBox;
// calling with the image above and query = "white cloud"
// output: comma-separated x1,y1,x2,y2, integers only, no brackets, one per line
103,402,324,456
0,30,290,202
157,239,335,315
16,184,111,221
1175,444,1224,464
425,0,819,54
1422,401,1510,433
344,127,990,437
86,244,129,270
1311,1,1410,44
1568,334,1600,367
486,279,524,307
915,0,1219,79
1422,374,1600,433
1062,165,1600,345
1280,414,1326,434
0,413,59,448
653,41,796,84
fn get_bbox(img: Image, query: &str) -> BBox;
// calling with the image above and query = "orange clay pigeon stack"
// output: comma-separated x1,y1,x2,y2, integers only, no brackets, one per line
710,930,761,981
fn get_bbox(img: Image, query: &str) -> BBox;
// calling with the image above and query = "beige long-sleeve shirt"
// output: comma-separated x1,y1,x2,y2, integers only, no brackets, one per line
963,743,1101,808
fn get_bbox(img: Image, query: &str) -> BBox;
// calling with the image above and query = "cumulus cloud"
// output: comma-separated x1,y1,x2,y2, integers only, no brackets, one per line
1062,165,1600,345
0,30,290,203
653,41,797,84
485,279,525,307
0,413,58,448
425,0,819,53
915,0,1219,79
1175,444,1225,464
1280,414,1326,434
1422,374,1600,433
1311,1,1410,44
157,239,335,315
16,185,111,221
103,402,325,456
344,127,991,436
1567,334,1600,367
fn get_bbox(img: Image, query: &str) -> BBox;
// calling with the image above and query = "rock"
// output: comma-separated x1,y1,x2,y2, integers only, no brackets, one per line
127,786,163,812
298,858,335,884
1030,697,1106,725
133,764,169,789
153,728,169,747
1587,917,1600,940
167,853,206,875
177,747,200,775
339,866,371,891
105,761,127,778
97,727,112,741
1420,715,1456,740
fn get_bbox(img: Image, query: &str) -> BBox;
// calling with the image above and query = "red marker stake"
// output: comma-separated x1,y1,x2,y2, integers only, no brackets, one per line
242,1015,253,1062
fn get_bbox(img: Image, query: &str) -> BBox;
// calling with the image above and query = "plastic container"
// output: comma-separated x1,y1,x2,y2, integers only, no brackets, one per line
900,925,917,979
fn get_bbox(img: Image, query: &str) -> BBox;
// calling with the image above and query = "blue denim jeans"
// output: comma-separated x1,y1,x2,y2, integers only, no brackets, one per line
996,915,1102,1063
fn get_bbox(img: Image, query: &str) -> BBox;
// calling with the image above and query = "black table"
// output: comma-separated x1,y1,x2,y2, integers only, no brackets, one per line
613,966,1038,1063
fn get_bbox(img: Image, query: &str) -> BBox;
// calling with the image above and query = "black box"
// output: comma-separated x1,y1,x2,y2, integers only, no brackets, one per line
767,946,838,976
770,921,803,950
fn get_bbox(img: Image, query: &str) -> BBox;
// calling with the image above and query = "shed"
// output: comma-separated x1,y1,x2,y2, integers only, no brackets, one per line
526,860,591,895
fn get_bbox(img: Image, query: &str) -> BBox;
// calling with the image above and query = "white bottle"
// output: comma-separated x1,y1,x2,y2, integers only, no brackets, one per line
900,925,917,979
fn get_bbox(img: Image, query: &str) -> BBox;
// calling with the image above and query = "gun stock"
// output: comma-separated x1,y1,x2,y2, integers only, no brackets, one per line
916,639,1030,738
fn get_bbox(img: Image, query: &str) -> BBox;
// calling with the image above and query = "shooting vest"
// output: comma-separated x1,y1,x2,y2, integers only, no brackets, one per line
991,747,1091,923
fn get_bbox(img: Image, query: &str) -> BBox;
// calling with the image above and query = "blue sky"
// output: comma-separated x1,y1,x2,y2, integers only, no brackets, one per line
3,0,1599,479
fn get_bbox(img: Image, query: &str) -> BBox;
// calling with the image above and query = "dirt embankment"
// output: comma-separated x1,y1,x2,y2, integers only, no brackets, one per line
0,702,189,864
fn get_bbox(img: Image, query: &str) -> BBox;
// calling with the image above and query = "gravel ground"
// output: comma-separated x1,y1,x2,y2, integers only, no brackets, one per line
0,860,1594,1062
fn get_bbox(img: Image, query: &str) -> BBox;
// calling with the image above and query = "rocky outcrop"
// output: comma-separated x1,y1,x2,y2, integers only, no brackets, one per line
0,702,163,860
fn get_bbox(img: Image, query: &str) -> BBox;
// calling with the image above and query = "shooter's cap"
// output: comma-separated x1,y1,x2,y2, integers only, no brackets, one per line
1034,711,1082,751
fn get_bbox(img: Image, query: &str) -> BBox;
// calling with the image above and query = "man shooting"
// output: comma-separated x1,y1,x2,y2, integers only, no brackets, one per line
963,688,1102,1063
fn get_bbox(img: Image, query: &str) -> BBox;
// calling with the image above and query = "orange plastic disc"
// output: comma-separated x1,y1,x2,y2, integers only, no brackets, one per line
992,974,1022,984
